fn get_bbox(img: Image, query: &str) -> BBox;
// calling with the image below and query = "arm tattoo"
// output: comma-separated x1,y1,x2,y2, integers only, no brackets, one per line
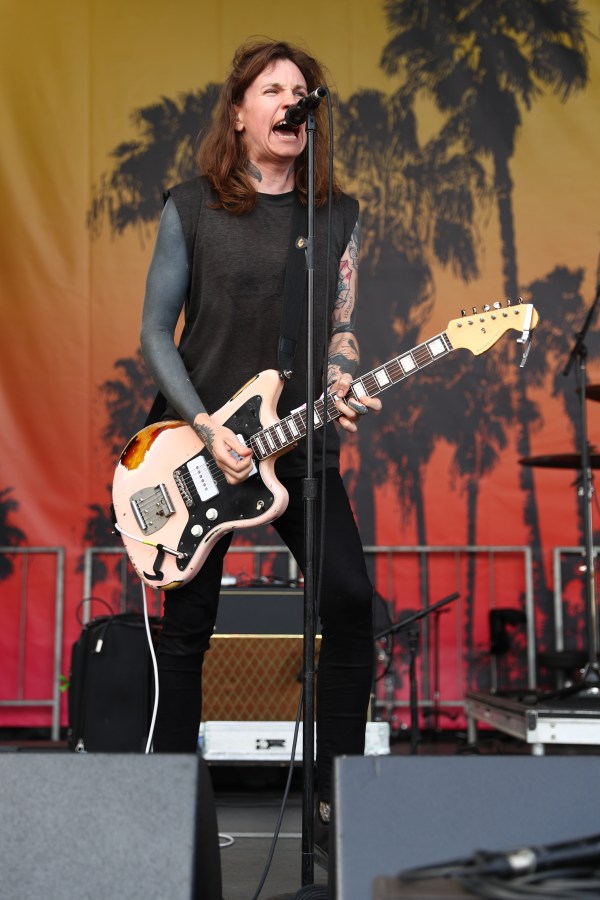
194,422,215,453
328,354,356,376
332,218,360,333
327,334,359,381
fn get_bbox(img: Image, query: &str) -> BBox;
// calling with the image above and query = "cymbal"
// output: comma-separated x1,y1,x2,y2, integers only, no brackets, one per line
586,385,600,402
519,454,600,469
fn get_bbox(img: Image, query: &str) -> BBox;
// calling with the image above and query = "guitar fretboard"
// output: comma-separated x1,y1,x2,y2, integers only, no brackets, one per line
249,330,454,461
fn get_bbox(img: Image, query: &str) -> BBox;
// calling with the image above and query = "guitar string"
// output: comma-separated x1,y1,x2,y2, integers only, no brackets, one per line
139,338,450,512
170,358,414,496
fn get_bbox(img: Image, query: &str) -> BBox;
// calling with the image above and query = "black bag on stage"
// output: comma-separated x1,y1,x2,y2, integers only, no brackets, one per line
68,612,161,752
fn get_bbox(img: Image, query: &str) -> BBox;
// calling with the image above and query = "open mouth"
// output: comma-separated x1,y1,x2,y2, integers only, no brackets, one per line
272,120,300,139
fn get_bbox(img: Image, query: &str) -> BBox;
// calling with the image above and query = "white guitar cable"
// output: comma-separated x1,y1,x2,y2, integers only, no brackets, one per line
140,579,160,754
114,522,186,559
139,579,236,853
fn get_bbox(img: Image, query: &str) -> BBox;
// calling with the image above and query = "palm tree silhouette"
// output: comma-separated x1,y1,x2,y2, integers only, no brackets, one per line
102,349,157,458
523,265,599,653
335,88,486,550
88,85,221,238
0,487,26,579
78,350,156,587
381,0,590,651
85,84,222,585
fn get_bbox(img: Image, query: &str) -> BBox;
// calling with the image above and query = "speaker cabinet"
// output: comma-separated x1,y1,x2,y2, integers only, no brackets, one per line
333,755,600,900
203,635,320,720
203,588,319,720
0,753,221,900
214,588,305,634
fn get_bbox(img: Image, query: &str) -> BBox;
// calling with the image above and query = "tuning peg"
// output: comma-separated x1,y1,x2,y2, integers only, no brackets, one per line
483,304,490,312
472,306,478,314
506,298,512,306
517,296,524,304
493,301,501,310
461,309,466,317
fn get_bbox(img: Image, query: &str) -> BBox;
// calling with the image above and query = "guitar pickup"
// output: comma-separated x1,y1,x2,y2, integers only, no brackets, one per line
130,483,175,535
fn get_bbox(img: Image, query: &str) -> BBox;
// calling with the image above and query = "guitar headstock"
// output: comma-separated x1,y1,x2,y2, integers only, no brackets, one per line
446,299,539,357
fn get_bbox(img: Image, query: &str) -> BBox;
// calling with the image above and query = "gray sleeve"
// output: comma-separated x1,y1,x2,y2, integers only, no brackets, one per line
140,197,207,424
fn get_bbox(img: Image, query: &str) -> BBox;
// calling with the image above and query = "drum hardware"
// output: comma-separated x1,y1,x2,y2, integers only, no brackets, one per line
520,453,600,469
521,278,600,698
375,593,459,754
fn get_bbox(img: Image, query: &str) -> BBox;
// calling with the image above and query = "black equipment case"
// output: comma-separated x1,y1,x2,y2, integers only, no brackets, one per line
68,613,160,752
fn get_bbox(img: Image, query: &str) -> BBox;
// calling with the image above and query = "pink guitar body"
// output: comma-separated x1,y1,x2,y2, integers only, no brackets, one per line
112,370,291,589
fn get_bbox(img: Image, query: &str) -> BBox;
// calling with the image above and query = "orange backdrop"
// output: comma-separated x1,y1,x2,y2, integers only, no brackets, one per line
1,0,599,729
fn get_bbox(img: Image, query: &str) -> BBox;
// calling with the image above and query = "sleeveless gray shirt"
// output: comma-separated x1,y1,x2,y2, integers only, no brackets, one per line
165,176,359,478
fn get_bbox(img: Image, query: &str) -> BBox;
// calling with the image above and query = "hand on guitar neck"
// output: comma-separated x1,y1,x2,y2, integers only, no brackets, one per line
193,412,254,485
328,374,383,433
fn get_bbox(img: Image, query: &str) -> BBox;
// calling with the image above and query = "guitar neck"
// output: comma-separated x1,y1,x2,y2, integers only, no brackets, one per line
249,330,454,461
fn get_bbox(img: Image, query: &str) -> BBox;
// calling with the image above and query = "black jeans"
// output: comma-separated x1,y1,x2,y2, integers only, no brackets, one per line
154,468,374,803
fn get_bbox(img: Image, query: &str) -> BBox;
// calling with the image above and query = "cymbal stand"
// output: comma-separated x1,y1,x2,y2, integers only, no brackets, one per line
375,593,459,753
561,279,600,692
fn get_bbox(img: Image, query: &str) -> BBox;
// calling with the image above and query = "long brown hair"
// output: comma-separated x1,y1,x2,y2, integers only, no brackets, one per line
196,39,340,214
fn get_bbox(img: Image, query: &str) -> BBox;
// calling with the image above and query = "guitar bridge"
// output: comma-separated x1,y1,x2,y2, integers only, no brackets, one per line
130,484,175,535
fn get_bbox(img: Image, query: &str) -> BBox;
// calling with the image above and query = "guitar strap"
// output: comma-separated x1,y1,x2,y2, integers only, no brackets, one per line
278,193,308,379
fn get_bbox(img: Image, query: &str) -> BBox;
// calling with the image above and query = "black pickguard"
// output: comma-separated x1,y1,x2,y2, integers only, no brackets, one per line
175,395,275,569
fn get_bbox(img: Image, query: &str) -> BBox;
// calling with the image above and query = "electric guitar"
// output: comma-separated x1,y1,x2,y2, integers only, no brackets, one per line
112,301,538,589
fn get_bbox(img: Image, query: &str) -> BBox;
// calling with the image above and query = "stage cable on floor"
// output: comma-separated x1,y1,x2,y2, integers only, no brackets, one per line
393,833,600,899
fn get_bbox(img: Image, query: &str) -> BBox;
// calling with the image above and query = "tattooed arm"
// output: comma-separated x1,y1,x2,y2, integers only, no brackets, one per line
327,217,381,432
141,199,252,483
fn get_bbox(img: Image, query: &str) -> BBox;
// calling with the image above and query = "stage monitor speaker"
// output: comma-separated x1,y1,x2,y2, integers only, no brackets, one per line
333,755,600,900
0,753,221,900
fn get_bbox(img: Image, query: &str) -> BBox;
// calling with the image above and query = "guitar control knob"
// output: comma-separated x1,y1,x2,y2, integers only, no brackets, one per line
206,508,218,521
191,524,203,537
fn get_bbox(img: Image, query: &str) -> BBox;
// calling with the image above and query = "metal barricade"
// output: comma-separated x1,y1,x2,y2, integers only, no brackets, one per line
81,544,300,620
363,545,535,729
0,546,64,740
552,545,598,651
82,543,534,724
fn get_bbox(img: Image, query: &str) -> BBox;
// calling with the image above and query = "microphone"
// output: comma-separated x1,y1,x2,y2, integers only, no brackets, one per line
284,86,327,126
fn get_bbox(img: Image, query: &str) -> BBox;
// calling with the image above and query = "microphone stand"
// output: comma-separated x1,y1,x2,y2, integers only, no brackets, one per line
300,108,318,887
375,593,459,754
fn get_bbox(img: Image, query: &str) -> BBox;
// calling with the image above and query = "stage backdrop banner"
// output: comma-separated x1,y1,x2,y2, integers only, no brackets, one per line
1,0,599,728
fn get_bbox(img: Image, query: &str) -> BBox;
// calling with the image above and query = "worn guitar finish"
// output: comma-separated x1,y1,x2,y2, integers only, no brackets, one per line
112,302,538,589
